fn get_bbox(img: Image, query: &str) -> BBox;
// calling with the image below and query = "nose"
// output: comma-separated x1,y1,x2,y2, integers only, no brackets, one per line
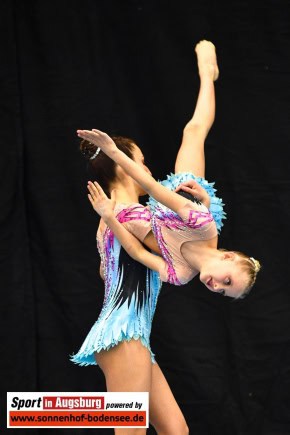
212,281,222,292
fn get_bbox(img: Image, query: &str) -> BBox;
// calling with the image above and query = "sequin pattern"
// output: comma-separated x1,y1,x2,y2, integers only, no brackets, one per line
70,204,161,366
149,172,226,232
148,172,226,285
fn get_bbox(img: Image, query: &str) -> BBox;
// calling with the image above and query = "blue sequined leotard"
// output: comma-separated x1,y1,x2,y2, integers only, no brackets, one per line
70,204,161,366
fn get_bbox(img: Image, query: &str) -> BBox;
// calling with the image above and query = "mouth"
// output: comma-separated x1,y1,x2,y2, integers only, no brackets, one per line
206,277,213,289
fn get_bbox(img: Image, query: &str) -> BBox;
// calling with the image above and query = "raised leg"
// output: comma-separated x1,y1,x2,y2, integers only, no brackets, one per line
175,40,218,177
77,41,218,214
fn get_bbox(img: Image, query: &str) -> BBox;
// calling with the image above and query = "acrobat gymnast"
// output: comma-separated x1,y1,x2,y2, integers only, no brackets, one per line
69,41,234,435
78,41,260,301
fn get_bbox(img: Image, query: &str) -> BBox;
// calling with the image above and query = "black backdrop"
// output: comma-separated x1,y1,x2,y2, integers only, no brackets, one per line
1,1,290,434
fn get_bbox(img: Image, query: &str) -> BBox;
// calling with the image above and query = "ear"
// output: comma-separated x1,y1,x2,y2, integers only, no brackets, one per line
222,251,235,261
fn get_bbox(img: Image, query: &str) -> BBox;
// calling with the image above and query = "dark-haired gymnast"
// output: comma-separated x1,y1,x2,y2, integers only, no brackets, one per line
73,40,260,435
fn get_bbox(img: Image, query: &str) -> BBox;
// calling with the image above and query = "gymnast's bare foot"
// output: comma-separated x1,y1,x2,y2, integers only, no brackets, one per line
195,40,219,81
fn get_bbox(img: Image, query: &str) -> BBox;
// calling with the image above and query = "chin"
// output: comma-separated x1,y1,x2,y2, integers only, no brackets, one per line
199,275,207,288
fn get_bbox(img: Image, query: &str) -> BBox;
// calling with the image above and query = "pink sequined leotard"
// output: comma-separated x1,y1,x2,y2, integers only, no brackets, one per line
151,200,217,286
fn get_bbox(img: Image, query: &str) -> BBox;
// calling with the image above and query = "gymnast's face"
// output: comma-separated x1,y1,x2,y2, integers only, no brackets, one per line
131,145,152,195
200,252,249,298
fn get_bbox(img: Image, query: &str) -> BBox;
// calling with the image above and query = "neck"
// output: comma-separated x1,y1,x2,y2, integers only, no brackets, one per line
110,182,141,204
181,241,219,272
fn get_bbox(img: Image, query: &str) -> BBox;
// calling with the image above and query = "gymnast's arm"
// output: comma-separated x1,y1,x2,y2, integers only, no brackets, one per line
88,181,165,275
77,129,188,214
104,214,166,274
99,264,104,280
143,231,161,254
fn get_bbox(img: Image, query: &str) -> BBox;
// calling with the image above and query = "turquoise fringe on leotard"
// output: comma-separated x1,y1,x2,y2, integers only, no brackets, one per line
148,172,226,233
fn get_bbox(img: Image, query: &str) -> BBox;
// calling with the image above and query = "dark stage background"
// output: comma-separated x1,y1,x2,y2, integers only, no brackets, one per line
1,0,290,434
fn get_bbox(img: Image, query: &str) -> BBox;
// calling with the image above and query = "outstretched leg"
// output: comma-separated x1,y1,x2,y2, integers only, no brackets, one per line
175,40,218,178
77,41,219,214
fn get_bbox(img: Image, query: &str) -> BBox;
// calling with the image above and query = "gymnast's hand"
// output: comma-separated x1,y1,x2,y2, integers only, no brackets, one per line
77,129,117,156
87,181,116,221
175,180,210,208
